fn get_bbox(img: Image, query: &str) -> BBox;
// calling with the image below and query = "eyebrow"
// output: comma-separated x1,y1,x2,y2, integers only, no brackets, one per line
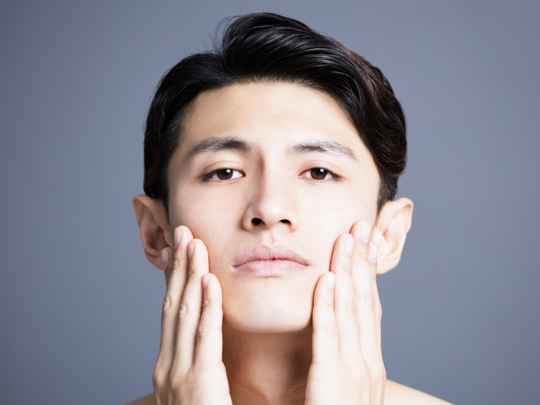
184,136,357,163
185,136,254,163
288,140,357,160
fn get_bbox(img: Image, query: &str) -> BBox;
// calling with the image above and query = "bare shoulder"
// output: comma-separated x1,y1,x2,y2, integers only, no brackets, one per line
385,380,453,405
125,393,156,405
126,381,452,405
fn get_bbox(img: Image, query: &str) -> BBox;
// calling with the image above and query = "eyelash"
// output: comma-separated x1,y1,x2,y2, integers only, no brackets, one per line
202,167,341,182
301,167,342,182
202,168,244,181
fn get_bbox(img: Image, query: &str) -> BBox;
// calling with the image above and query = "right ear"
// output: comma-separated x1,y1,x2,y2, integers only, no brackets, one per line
132,194,172,270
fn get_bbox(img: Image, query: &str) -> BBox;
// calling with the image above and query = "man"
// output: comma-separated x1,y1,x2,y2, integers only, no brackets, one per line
129,12,452,404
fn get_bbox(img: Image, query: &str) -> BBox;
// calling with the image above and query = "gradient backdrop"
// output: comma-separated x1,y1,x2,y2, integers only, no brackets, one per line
1,1,538,404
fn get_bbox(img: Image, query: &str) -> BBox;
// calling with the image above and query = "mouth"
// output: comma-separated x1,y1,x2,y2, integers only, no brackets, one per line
231,245,310,276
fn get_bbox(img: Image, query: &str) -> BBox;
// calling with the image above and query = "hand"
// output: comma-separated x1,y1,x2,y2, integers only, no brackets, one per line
305,220,386,404
152,226,233,405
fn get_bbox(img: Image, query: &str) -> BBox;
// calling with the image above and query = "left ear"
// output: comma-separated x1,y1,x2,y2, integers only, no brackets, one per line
371,197,414,274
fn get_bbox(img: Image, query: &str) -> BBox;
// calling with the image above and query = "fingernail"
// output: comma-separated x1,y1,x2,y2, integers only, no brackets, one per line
326,273,335,290
174,228,182,249
360,221,371,244
188,241,195,259
161,249,168,269
202,274,209,289
345,234,353,257
368,242,378,263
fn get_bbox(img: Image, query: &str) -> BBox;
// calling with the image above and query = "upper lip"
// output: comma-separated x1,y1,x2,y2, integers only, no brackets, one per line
231,245,310,268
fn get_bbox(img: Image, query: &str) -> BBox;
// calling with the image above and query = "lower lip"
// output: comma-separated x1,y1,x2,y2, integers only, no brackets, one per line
234,260,307,276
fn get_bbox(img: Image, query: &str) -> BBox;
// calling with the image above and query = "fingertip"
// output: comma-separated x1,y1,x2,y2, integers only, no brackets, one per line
326,272,335,290
369,242,378,263
345,234,354,257
203,273,222,305
177,225,194,248
351,220,372,245
190,238,209,255
161,248,169,270
174,227,182,249
314,272,335,306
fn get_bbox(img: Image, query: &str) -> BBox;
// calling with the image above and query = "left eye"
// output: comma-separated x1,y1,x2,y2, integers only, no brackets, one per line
303,168,339,181
204,168,243,181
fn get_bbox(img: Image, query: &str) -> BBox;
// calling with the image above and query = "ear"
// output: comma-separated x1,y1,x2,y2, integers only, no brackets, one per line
132,194,173,270
371,197,414,274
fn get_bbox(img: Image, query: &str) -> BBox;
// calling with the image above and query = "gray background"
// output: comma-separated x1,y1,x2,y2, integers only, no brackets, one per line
1,1,538,404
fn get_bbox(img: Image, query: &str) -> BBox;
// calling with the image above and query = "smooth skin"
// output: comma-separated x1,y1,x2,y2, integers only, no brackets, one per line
152,221,382,404
131,83,452,404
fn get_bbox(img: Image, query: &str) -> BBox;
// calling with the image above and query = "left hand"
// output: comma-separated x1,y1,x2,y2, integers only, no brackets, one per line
305,220,386,404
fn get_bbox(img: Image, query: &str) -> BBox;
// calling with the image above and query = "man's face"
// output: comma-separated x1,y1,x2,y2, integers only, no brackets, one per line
166,82,380,333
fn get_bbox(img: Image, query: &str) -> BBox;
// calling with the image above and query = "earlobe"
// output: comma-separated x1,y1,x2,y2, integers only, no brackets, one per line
373,197,414,274
132,194,172,270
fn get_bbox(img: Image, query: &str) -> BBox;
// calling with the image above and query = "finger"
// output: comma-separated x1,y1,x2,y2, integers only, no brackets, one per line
164,226,193,286
311,272,339,366
369,242,383,357
157,227,193,375
331,233,362,362
193,273,224,369
350,220,381,364
173,238,209,373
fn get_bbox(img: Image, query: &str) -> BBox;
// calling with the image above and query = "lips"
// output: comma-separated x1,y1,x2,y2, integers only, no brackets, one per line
231,245,310,276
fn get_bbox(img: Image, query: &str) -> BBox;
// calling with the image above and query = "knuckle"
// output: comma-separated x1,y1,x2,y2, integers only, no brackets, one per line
345,299,358,317
178,303,189,320
355,361,369,377
167,364,184,388
371,362,386,381
357,248,369,262
362,289,376,309
314,300,333,313
341,263,352,276
152,366,166,390
325,323,338,337
197,324,209,340
187,266,197,279
173,258,181,269
323,296,334,308
313,323,338,338
162,294,174,313
184,368,199,388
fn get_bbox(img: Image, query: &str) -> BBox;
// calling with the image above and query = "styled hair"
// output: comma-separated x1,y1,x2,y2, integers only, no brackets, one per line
143,12,406,217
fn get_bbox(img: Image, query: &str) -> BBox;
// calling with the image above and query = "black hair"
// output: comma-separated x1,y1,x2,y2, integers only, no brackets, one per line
143,12,406,218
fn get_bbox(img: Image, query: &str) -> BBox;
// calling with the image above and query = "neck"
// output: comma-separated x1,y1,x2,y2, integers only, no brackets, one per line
222,325,312,405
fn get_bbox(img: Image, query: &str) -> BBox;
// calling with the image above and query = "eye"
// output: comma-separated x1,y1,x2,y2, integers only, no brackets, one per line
203,168,244,181
302,167,341,181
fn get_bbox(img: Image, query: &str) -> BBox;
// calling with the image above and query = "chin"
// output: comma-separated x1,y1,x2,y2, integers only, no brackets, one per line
221,287,314,334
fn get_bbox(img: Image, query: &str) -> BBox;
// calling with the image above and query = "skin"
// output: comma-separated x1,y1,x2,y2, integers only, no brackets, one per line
131,82,450,404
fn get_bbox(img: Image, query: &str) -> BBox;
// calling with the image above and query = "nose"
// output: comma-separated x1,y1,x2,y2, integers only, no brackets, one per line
242,174,299,233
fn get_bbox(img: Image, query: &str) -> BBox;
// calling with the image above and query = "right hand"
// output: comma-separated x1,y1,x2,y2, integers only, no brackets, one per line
152,226,233,405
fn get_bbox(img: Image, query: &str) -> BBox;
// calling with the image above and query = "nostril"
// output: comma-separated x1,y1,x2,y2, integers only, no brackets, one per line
280,219,291,225
252,218,262,225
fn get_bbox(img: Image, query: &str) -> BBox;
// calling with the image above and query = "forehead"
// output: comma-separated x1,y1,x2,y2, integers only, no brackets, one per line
176,82,374,167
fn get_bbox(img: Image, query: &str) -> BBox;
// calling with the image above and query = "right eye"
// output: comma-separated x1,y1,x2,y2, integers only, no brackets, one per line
203,168,244,181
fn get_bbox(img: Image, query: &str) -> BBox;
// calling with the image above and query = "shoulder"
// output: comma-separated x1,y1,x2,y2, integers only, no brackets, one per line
125,393,156,405
384,380,453,405
125,381,452,405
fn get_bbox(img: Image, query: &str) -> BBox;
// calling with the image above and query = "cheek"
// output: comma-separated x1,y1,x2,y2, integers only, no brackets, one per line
172,186,237,231
299,185,377,264
170,188,243,268
302,185,375,232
